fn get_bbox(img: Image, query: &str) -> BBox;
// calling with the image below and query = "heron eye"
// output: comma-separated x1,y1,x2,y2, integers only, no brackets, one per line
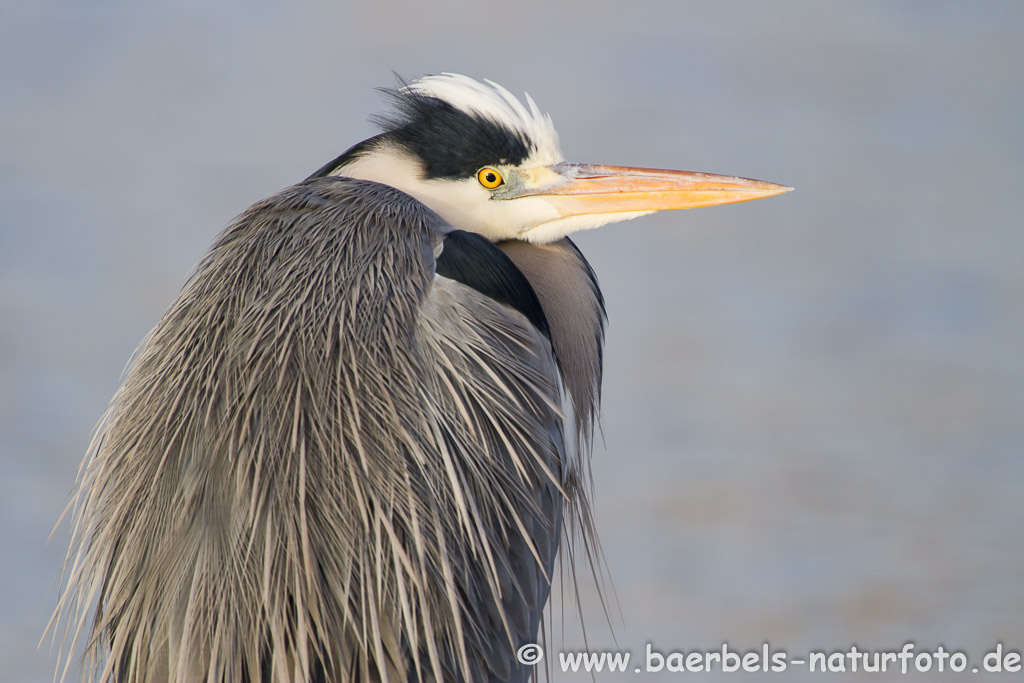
477,167,504,189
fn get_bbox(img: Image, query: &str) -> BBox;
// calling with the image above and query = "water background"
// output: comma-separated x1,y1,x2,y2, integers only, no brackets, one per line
3,2,1022,680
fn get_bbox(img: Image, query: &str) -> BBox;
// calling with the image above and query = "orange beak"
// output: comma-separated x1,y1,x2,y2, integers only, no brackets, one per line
517,163,792,217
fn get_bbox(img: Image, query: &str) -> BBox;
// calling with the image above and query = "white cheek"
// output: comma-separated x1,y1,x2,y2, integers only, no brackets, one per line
417,181,497,232
419,182,562,242
491,195,563,237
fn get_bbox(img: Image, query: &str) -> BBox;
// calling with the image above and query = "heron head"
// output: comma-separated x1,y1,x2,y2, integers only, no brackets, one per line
316,73,791,244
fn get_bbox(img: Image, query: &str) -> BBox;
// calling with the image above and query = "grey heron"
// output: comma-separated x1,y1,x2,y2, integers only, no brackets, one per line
53,73,790,682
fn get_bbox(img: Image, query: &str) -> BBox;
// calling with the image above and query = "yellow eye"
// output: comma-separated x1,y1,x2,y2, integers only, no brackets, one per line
477,167,504,189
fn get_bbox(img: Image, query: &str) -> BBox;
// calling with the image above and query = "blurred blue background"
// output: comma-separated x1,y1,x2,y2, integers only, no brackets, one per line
3,1,1022,680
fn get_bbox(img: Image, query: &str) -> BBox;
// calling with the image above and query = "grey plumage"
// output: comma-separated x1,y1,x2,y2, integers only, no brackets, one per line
54,177,603,682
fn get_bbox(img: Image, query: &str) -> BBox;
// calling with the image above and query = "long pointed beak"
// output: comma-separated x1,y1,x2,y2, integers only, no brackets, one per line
519,163,792,217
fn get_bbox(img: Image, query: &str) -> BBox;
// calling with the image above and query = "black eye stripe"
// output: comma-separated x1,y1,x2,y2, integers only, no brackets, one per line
377,91,534,180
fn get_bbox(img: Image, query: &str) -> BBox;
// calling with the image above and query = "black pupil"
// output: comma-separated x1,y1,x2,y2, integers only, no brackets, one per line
485,172,497,184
